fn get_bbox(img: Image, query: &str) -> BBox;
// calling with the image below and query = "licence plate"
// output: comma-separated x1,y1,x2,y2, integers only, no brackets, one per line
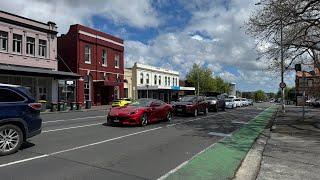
113,119,119,123
177,109,182,112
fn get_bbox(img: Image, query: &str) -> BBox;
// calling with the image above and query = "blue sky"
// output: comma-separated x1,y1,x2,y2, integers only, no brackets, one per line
2,0,296,92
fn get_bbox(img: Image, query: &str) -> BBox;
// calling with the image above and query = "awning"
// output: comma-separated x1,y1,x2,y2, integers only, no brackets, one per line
0,64,81,79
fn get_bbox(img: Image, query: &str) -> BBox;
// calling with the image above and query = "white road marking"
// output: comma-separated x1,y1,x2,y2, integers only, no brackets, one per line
231,120,249,125
42,116,106,124
42,123,103,133
0,127,162,168
167,112,226,127
208,132,231,137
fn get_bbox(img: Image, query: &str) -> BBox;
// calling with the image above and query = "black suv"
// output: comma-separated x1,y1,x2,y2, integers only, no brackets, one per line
0,84,42,156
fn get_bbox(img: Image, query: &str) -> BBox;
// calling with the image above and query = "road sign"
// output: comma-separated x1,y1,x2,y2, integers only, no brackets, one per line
279,82,286,89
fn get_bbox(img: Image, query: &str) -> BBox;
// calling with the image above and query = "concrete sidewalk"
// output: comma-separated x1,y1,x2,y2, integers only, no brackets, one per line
235,105,320,180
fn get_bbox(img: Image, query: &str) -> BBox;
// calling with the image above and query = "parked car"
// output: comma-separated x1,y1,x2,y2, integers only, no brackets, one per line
107,98,173,126
225,98,236,109
247,99,254,106
174,95,208,117
234,98,242,107
111,98,132,107
0,83,42,156
312,99,320,107
207,96,225,112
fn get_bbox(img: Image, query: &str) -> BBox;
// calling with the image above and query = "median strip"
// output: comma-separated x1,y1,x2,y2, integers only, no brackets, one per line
160,106,278,180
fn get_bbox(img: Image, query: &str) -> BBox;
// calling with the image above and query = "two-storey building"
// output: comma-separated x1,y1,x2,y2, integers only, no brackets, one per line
58,24,124,106
131,63,195,102
0,10,79,103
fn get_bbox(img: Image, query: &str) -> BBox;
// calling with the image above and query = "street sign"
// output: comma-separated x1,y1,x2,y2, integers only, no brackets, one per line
279,82,286,89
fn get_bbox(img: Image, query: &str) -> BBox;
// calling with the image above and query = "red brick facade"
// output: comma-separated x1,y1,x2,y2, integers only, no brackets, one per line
58,24,124,106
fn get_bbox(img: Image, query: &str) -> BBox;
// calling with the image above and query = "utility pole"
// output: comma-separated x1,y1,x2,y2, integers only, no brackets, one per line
280,5,286,113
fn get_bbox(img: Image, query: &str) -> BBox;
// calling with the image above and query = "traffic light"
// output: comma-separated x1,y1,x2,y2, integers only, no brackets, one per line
295,64,301,71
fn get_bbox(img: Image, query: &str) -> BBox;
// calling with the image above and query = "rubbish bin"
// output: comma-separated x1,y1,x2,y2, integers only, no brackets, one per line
70,102,76,111
64,102,68,111
51,102,57,112
76,102,82,110
38,100,47,112
85,100,92,109
58,102,64,111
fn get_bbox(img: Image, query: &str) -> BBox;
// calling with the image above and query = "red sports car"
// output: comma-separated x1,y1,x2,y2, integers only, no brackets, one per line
107,98,173,126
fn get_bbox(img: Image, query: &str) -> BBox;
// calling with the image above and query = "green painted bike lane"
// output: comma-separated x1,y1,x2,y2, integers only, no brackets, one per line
164,106,278,180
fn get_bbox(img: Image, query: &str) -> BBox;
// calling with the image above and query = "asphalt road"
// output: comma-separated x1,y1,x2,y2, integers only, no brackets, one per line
0,103,270,180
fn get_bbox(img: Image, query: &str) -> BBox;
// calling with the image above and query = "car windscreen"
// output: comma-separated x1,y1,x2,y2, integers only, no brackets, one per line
225,99,232,102
130,99,152,107
181,96,196,102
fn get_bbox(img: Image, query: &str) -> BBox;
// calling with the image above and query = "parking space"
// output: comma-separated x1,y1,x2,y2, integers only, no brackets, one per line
0,103,270,180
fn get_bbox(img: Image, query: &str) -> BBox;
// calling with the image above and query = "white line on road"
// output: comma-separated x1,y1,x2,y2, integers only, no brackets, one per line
166,112,226,127
0,127,162,168
42,123,103,133
42,116,106,124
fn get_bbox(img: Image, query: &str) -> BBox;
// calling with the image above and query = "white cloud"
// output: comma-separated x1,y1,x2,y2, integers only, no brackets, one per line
1,0,159,33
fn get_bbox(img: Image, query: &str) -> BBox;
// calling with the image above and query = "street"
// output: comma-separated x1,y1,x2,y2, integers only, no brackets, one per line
0,103,269,180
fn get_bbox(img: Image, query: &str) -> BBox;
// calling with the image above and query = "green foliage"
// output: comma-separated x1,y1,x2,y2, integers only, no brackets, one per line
253,90,267,101
185,64,231,95
277,87,296,101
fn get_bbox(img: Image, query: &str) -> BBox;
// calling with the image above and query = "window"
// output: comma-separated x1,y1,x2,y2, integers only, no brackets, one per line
38,39,47,57
159,75,161,85
140,73,144,84
146,74,150,84
26,37,35,55
102,49,107,66
115,54,120,68
165,76,167,86
168,77,171,86
0,31,8,51
154,75,157,85
13,34,22,53
84,45,91,64
0,89,25,102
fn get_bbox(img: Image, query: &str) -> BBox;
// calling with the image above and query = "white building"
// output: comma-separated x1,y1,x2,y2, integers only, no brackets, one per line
131,63,195,102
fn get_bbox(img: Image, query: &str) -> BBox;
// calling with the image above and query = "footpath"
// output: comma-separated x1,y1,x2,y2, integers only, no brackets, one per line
164,106,278,180
235,105,320,180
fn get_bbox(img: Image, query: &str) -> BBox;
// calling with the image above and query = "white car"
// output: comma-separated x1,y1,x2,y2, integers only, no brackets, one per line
225,98,236,109
241,98,248,106
234,98,242,107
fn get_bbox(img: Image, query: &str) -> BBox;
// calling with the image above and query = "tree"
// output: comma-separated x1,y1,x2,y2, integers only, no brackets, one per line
246,0,320,73
185,64,231,95
253,90,267,101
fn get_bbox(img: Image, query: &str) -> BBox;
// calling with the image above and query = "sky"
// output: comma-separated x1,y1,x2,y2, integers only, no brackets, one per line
1,0,296,92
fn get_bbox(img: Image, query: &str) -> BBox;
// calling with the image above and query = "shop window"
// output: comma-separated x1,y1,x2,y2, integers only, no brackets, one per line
26,37,35,55
39,39,47,57
115,54,120,68
102,49,107,66
84,45,91,64
13,34,22,54
0,31,8,51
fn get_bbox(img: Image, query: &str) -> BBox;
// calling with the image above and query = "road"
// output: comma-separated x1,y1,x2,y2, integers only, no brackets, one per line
0,103,270,180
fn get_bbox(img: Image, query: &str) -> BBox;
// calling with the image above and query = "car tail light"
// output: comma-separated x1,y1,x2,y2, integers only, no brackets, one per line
28,103,42,111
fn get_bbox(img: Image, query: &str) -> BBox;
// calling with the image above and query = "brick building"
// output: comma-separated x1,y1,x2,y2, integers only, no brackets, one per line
296,67,320,105
58,24,124,106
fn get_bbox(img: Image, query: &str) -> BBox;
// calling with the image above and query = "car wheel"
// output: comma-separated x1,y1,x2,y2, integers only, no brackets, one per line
140,113,148,126
0,124,23,156
165,111,173,122
204,107,208,115
193,109,198,117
